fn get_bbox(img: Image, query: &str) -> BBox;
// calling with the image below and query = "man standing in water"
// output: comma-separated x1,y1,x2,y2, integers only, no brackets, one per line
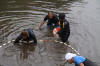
53,13,70,42
38,12,59,30
14,29,37,44
63,53,98,66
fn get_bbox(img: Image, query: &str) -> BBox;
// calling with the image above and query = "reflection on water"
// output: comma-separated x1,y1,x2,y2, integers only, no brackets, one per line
16,43,36,60
2,43,36,66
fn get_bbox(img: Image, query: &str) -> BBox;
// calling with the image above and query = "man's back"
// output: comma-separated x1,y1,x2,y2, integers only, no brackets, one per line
14,29,37,43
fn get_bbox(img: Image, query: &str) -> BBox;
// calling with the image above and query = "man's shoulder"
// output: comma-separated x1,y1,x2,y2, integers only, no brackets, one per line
64,19,69,25
53,14,58,18
45,15,49,18
74,56,79,59
74,56,82,61
24,29,33,33
74,56,85,60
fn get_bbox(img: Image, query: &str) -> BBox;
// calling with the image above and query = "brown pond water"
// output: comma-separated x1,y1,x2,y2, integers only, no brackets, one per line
0,0,100,66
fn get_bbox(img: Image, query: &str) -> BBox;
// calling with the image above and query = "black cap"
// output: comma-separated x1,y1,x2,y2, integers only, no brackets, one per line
59,13,65,19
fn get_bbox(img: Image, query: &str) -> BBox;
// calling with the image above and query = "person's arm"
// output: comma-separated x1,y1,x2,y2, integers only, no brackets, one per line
14,35,22,43
32,35,37,43
54,14,59,25
38,15,48,30
65,21,70,33
60,60,67,66
30,32,37,43
64,60,67,64
80,63,84,66
38,21,46,30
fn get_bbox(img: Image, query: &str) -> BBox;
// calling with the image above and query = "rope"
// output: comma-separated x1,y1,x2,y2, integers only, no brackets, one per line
0,40,15,48
39,40,80,55
0,39,80,55
54,40,80,55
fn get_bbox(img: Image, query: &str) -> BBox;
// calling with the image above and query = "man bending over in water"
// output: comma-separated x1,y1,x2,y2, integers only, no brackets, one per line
14,29,37,44
63,53,98,66
38,12,59,29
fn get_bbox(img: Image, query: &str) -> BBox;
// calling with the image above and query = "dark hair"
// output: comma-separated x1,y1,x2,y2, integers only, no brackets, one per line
21,31,28,37
48,11,54,15
59,13,65,19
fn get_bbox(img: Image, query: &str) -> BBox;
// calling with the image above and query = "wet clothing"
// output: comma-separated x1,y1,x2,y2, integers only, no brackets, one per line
74,56,86,66
44,14,59,28
74,56,98,66
58,19,70,42
83,59,98,66
14,29,37,43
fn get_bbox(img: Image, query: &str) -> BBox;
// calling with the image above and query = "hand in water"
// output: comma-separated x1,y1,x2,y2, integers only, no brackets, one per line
59,64,65,66
54,33,59,38
53,27,60,38
38,27,40,30
38,27,42,31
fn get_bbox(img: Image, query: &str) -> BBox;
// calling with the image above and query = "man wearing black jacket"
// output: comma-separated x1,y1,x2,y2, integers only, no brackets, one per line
14,29,37,44
58,13,70,42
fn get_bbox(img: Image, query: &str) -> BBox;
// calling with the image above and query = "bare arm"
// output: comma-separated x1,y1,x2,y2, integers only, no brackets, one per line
60,60,67,66
80,63,84,66
14,35,22,43
64,60,67,64
38,21,46,30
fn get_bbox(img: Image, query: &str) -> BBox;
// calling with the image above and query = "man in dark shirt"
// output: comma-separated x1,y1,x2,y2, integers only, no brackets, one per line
58,13,70,42
14,29,37,44
38,12,59,30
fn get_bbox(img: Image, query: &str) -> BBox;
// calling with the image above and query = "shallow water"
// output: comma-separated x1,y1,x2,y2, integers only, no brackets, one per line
0,0,100,66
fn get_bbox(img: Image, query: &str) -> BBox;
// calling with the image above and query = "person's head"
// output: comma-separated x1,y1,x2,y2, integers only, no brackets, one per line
48,12,54,19
65,53,77,64
21,31,29,40
59,13,65,21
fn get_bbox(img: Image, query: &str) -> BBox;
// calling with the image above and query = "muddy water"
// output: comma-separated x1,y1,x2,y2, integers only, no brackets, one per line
0,0,100,66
